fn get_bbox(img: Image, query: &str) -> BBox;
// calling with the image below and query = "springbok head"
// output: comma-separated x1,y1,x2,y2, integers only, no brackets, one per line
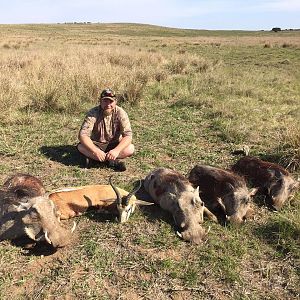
109,176,142,223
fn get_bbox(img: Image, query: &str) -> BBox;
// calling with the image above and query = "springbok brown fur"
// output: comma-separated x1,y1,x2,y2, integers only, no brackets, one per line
49,177,150,223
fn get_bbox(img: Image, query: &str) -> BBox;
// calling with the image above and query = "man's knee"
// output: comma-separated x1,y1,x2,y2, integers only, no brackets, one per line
77,143,84,154
127,144,135,156
120,144,135,158
77,143,91,157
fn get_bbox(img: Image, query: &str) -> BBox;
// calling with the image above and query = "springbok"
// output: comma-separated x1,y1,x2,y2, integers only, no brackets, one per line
49,177,152,222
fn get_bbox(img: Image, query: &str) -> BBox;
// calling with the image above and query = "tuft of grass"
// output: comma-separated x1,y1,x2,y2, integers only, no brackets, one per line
276,125,300,171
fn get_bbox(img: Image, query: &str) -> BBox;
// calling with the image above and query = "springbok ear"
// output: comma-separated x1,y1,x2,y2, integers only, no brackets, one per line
24,226,37,241
194,186,200,195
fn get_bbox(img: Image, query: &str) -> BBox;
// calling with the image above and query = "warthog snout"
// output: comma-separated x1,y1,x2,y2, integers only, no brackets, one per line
19,197,76,248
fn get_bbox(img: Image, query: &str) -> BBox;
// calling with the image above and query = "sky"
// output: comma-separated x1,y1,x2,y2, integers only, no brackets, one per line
0,0,300,30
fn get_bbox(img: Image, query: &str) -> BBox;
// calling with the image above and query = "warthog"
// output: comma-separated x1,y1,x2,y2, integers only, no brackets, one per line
188,165,258,224
49,177,150,223
232,156,299,210
144,168,217,244
3,173,46,197
0,174,75,248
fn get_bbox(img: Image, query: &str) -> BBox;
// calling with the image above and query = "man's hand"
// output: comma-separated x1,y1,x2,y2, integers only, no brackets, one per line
106,148,120,161
94,148,106,162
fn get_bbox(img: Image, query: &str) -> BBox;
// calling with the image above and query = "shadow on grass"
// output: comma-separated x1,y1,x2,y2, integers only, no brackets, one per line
252,218,300,258
11,237,57,256
40,145,117,170
40,145,85,167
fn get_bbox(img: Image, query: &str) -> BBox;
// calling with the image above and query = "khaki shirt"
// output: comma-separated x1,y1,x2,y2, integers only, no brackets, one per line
79,105,132,144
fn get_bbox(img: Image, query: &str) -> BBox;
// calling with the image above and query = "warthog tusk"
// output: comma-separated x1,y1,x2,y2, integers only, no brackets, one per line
71,221,76,233
217,197,227,213
206,226,211,235
176,231,182,238
44,231,52,244
135,199,154,206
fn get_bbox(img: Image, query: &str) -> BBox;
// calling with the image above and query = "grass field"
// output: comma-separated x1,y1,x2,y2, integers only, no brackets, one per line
0,23,299,300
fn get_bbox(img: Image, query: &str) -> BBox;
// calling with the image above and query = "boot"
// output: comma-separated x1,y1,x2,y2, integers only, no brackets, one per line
106,160,126,172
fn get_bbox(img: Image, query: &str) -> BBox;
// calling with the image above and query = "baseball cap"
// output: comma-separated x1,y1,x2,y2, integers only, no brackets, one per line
100,88,116,101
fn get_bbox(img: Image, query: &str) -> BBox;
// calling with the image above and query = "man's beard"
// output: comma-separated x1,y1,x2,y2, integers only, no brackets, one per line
103,109,113,116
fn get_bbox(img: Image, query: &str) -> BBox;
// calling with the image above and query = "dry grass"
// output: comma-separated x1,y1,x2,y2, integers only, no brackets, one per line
0,23,300,300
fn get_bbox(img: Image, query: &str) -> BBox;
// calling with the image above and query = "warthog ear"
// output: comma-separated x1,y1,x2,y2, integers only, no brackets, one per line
249,188,258,196
267,169,283,180
14,202,32,212
289,180,300,192
24,226,38,241
170,193,176,199
225,183,235,194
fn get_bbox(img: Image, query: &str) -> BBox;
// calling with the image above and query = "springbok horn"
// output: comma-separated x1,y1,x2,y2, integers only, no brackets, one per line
71,221,76,233
109,176,122,206
44,231,52,244
124,179,142,206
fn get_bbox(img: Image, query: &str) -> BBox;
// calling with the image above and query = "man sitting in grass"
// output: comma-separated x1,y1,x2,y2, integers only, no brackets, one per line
77,88,134,172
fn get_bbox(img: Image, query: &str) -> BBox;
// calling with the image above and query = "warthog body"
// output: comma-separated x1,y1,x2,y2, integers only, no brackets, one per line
188,165,257,224
144,168,217,244
49,178,148,223
3,173,46,198
0,174,75,248
232,156,299,210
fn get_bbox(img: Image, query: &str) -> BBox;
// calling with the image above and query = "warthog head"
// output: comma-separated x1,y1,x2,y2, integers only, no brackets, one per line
0,193,76,248
188,164,257,225
217,184,257,224
172,187,209,244
232,156,299,210
265,169,299,210
144,168,213,244
109,177,142,223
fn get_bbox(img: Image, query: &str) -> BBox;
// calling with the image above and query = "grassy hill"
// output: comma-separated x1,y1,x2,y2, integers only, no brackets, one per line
0,23,299,300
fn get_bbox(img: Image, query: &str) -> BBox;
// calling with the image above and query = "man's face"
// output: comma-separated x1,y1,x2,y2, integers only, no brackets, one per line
100,97,116,115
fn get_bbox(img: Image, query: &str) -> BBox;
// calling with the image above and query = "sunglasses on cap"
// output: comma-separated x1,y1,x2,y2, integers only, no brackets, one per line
100,89,116,99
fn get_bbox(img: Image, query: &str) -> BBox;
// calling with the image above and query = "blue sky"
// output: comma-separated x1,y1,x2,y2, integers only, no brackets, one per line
0,0,299,30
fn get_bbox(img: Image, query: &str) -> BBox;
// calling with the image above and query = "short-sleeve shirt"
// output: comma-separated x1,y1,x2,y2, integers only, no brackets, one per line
79,105,132,144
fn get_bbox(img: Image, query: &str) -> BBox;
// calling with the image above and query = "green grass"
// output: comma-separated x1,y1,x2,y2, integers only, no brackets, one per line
0,23,299,299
